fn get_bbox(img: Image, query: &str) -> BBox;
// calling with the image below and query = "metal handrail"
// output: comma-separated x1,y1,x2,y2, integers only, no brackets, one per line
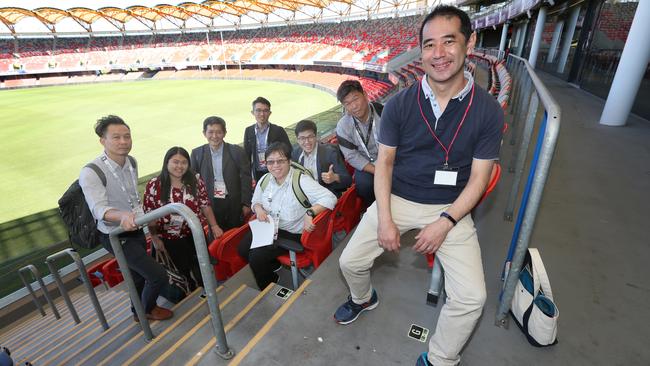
495,54,561,327
17,264,60,319
109,203,233,359
45,248,109,330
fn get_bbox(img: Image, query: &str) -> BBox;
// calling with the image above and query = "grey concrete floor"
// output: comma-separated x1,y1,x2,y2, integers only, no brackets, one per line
238,69,650,365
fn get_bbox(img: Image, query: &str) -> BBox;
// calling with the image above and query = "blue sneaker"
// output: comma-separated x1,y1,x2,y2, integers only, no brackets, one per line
415,352,433,366
334,289,378,324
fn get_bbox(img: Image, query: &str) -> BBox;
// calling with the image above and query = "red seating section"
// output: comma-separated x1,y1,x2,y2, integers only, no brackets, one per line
208,224,250,281
333,185,363,235
277,209,334,273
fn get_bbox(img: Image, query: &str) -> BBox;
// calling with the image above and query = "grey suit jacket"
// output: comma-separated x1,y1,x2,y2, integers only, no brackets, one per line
190,143,252,207
291,143,352,196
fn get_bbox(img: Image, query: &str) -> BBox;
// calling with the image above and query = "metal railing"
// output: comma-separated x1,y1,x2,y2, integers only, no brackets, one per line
495,54,561,327
45,248,109,330
17,264,60,319
475,47,505,61
109,203,233,359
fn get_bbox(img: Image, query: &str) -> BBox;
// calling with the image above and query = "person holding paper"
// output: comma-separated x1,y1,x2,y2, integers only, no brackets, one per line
237,142,337,290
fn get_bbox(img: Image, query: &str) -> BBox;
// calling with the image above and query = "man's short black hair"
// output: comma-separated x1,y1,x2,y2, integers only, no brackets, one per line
336,80,365,103
419,5,472,46
94,115,129,137
252,96,271,110
294,120,317,137
203,116,227,133
264,141,292,160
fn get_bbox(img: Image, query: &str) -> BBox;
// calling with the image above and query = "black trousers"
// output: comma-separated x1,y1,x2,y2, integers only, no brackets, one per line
237,229,302,290
100,230,166,313
354,169,375,206
211,195,243,232
163,236,202,289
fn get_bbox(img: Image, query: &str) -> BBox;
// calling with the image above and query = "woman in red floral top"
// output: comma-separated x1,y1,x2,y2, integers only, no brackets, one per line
144,147,223,290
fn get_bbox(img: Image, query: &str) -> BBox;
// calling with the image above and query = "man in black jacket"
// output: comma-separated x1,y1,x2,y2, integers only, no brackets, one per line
291,119,352,197
243,96,292,181
191,116,252,231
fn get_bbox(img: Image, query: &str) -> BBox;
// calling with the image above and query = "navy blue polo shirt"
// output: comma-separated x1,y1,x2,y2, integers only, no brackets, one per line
378,80,504,204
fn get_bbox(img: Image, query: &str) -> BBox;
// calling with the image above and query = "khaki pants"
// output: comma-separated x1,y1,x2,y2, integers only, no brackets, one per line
339,194,487,366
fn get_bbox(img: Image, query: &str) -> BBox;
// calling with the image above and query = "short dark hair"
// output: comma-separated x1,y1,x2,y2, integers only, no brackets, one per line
202,116,227,133
94,115,129,137
264,141,292,161
419,5,472,46
252,96,271,110
336,80,365,102
294,120,317,137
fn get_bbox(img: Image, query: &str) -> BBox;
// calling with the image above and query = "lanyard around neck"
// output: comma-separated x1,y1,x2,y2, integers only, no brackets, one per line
417,81,475,166
101,155,140,209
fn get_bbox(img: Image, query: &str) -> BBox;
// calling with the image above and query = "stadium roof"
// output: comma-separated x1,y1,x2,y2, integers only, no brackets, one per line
0,0,430,35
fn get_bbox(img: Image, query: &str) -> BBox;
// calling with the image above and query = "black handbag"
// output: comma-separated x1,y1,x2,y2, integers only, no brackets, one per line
155,249,191,303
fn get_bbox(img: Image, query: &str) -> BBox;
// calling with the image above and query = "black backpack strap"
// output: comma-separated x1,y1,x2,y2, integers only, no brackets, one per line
84,163,106,186
371,101,383,117
127,155,137,169
336,133,358,151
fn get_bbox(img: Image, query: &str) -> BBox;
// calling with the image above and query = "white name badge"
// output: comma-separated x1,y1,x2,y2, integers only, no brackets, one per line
214,180,227,199
166,214,184,235
257,152,266,168
434,169,458,186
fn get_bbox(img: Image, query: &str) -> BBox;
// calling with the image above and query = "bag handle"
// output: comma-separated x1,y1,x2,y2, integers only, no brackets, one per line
155,248,181,273
528,248,554,301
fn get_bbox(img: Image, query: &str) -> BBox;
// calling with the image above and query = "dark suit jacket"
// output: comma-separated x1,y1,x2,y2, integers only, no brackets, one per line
190,143,252,208
291,143,352,196
244,123,292,172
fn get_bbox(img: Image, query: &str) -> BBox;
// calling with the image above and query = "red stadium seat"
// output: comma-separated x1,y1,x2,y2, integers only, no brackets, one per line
208,223,250,281
277,209,334,289
333,185,362,235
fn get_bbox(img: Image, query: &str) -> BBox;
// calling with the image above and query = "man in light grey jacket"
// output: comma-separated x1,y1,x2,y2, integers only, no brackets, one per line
335,80,383,206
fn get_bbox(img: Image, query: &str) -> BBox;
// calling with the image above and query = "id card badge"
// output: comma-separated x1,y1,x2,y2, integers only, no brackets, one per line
257,152,267,168
167,214,184,236
434,166,458,186
213,180,227,199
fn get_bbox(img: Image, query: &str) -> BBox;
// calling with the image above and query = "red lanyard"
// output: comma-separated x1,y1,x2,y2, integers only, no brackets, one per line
417,80,475,166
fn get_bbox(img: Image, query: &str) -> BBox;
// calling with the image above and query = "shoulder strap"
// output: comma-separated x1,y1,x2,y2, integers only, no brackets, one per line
290,161,313,179
336,133,358,151
84,163,106,187
127,155,137,169
371,101,383,117
259,173,271,191
528,248,553,301
291,170,311,209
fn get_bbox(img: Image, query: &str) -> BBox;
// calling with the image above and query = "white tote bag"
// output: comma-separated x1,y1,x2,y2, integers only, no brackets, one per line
511,248,559,347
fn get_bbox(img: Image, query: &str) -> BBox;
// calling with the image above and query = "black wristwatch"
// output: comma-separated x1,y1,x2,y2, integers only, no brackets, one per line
306,208,316,217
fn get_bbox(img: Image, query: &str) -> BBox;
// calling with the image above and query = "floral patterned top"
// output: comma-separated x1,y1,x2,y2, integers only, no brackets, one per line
143,176,210,240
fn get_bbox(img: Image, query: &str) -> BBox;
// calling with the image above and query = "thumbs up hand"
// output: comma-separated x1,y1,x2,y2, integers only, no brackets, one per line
321,164,339,184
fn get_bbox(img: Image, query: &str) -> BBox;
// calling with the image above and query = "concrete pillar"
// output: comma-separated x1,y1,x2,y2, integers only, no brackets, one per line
499,22,510,52
528,6,547,68
557,5,580,74
547,19,564,63
517,20,529,56
600,0,650,126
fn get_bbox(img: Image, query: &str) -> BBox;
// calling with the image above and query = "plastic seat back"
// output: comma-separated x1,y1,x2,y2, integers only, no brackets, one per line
300,209,334,268
208,223,250,280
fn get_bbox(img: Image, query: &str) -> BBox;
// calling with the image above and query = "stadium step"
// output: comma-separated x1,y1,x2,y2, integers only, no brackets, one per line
0,285,121,362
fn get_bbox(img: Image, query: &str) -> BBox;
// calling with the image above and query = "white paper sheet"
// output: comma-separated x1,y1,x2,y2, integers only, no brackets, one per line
249,217,276,249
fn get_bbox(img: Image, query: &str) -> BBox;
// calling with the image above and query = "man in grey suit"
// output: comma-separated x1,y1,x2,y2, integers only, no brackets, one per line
291,119,352,197
191,116,252,232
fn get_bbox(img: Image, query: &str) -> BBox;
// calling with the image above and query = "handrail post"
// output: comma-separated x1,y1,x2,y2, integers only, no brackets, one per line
495,54,561,327
45,256,80,324
18,265,61,318
109,203,234,358
46,248,110,330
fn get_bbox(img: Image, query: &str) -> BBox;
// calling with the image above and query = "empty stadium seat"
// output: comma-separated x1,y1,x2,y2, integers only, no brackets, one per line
208,223,251,281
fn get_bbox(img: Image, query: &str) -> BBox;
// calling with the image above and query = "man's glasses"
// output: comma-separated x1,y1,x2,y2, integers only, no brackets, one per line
254,108,271,114
297,135,316,143
266,158,288,166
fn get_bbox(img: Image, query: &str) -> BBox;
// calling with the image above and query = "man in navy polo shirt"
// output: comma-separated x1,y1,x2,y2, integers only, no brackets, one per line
334,5,504,366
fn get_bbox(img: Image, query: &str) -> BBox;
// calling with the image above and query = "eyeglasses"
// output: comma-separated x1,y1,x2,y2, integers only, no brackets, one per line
266,158,288,166
254,108,271,114
297,135,316,143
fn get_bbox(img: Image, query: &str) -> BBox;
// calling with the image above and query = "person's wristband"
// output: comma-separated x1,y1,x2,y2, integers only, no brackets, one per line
440,212,457,226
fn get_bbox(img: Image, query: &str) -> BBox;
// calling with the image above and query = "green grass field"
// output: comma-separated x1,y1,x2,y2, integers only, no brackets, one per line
0,79,337,224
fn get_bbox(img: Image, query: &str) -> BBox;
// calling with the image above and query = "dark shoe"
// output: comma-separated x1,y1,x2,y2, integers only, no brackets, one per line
415,352,435,366
146,306,173,321
133,314,139,322
334,289,378,325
